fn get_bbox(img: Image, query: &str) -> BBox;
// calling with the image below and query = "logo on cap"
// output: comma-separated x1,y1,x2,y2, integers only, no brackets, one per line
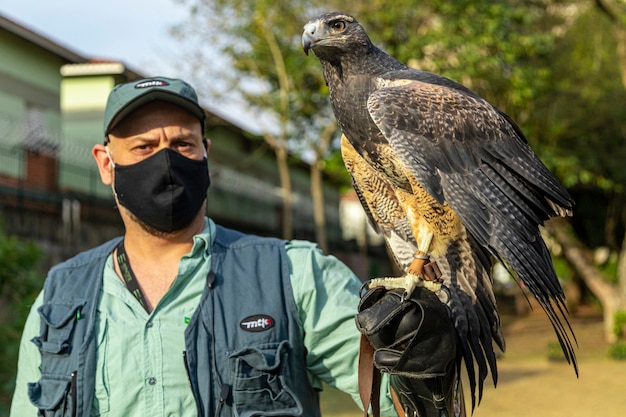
135,80,169,89
239,315,275,332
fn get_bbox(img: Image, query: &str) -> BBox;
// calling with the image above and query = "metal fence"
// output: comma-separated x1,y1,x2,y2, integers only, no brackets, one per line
0,112,345,245
0,141,110,199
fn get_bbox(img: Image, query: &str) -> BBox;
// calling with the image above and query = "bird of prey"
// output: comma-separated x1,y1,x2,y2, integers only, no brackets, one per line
303,11,577,407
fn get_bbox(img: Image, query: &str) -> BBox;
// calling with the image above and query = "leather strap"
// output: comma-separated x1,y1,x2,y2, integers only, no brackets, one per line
390,387,406,417
358,335,381,417
423,260,443,282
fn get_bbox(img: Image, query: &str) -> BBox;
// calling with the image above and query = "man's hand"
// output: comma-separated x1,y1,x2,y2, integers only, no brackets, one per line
356,286,463,417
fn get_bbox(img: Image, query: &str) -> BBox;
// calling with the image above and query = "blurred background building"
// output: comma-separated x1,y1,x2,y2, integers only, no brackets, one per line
0,14,391,277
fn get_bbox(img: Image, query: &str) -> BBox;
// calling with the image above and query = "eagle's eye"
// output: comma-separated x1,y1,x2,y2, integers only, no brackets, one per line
331,20,346,31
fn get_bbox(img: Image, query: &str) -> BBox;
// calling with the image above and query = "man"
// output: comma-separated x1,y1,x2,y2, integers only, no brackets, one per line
10,77,460,417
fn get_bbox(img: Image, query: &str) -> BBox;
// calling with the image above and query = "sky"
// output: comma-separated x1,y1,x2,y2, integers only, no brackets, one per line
1,0,189,73
0,0,271,133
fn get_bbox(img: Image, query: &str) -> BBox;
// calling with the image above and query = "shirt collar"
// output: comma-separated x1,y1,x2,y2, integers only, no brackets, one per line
189,217,216,261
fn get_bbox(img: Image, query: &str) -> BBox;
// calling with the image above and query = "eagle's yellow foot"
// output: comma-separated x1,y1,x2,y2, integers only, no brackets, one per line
368,273,442,301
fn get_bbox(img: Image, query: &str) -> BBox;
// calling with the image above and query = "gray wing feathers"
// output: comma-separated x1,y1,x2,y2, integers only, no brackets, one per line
367,79,577,400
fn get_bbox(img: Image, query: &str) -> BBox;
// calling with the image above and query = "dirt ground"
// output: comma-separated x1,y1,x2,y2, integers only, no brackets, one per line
472,302,626,417
472,359,626,417
321,301,626,417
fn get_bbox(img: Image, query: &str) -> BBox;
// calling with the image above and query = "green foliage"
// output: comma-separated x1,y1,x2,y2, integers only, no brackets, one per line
173,1,626,255
547,341,567,361
613,311,626,339
552,256,574,282
173,0,336,152
537,4,626,253
0,227,43,413
606,311,626,361
173,0,575,182
538,6,626,190
343,0,563,115
609,341,626,360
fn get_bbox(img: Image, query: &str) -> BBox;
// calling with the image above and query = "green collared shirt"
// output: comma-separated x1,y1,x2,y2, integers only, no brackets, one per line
10,218,395,416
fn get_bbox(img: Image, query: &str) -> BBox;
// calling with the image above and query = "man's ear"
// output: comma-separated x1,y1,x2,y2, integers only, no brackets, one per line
92,144,113,185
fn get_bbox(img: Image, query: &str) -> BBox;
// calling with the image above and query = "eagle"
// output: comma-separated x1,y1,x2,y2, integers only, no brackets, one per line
302,12,577,408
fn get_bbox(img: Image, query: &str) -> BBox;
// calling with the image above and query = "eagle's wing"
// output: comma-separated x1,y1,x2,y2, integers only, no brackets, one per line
366,80,577,371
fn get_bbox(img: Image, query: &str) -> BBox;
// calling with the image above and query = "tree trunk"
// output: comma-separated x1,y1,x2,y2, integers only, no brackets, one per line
616,232,626,337
309,121,336,254
259,19,294,240
275,146,293,240
262,130,293,241
310,159,327,253
546,219,626,342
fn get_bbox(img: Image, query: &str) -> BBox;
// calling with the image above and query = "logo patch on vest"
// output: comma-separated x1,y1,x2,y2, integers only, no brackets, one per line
240,315,275,332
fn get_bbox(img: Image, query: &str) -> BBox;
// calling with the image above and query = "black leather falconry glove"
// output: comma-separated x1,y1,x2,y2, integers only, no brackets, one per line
355,286,462,417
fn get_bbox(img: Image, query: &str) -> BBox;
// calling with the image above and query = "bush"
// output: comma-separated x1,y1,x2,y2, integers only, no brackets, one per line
0,229,43,414
613,311,626,340
547,341,567,362
609,341,626,361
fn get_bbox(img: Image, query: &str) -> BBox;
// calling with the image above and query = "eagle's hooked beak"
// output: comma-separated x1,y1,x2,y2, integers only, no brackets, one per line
302,22,320,55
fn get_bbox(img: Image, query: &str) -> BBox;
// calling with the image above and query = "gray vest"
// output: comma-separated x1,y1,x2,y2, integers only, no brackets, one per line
27,225,320,417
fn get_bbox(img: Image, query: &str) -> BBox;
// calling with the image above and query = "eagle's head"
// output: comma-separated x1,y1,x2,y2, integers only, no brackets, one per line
302,12,372,60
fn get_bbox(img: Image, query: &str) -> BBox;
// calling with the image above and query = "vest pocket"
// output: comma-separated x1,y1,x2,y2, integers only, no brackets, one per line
27,373,75,417
32,302,86,354
29,302,84,416
229,340,302,416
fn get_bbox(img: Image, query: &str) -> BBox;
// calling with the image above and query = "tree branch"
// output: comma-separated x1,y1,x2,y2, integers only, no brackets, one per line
545,219,617,304
545,219,626,341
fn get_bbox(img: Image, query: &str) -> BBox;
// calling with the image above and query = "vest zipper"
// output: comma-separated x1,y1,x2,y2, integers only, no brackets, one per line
215,384,231,416
71,370,77,417
207,270,228,416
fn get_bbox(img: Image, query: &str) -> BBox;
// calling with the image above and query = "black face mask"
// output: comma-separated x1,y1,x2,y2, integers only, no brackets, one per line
109,148,210,233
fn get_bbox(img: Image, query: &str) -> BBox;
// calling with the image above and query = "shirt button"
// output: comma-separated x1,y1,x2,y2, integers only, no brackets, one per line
146,321,153,328
148,377,157,385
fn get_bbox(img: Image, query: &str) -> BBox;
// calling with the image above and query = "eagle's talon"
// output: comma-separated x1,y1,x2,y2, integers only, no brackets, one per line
367,274,442,299
359,280,371,296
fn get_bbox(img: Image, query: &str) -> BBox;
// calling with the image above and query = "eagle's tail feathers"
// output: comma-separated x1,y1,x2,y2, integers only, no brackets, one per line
494,233,578,374
439,238,502,411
